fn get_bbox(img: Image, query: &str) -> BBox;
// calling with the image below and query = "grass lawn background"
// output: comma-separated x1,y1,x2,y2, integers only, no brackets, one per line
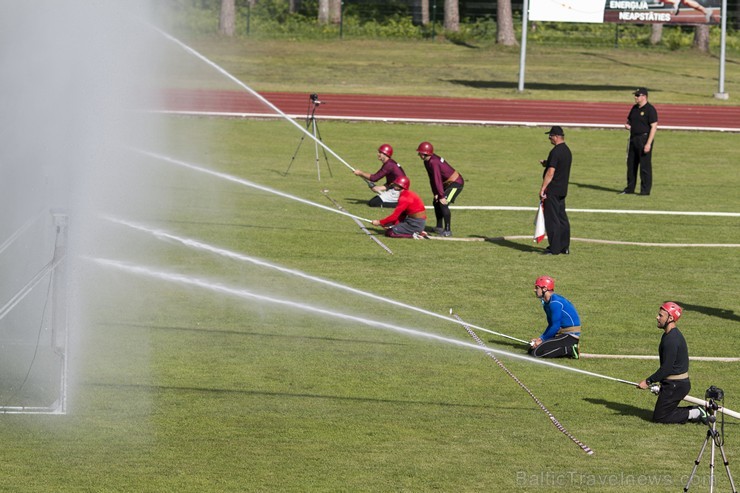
1,33,739,492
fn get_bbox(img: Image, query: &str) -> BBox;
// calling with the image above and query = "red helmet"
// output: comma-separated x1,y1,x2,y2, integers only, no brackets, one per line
660,302,683,322
417,141,434,155
534,276,554,291
392,176,410,190
378,144,393,157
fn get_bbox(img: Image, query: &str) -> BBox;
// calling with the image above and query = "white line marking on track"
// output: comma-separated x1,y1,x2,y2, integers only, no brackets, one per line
581,353,740,362
427,235,740,247
441,205,740,217
152,110,740,133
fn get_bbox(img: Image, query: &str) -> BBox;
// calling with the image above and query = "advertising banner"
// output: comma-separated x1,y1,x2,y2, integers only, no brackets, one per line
529,0,606,23
529,0,721,24
604,0,721,24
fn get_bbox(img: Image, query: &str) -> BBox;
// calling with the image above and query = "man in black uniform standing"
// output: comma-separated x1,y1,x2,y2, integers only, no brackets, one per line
539,126,572,255
622,87,658,196
637,302,707,424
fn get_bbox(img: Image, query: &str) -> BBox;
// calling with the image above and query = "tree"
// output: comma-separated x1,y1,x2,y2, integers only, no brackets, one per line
418,0,430,25
412,0,430,25
693,24,710,52
318,0,329,24
650,24,663,45
497,0,517,46
444,0,459,32
329,0,341,24
219,0,235,36
289,0,300,14
318,0,341,25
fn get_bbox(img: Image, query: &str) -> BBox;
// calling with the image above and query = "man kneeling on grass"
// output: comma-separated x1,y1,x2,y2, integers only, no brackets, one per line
637,302,708,425
529,276,581,359
371,176,429,239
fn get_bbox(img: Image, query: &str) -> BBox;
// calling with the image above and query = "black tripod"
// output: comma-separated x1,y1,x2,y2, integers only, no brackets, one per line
684,399,737,492
284,93,332,181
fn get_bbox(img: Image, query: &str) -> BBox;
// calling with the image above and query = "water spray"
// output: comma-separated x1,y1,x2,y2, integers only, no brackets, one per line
0,210,46,257
130,148,373,225
321,189,393,255
90,257,640,382
103,217,526,345
101,220,740,420
149,25,357,174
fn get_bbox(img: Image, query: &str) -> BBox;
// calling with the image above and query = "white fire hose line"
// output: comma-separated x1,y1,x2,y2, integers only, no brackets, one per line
428,235,740,248
581,354,740,363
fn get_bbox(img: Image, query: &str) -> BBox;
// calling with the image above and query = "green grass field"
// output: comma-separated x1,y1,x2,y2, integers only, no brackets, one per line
184,37,740,104
1,35,739,492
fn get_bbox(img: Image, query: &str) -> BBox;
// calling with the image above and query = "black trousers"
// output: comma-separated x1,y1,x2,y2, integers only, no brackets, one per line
529,333,579,358
543,194,570,254
626,134,652,195
433,182,464,230
368,195,398,208
653,378,691,424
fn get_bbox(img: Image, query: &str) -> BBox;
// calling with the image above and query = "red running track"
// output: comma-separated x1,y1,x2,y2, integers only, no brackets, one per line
158,89,740,132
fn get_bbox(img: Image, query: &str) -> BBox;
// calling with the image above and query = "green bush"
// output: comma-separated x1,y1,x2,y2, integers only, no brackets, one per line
165,1,738,51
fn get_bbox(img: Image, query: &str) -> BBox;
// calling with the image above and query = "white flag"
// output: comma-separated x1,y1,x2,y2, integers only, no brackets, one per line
533,201,546,243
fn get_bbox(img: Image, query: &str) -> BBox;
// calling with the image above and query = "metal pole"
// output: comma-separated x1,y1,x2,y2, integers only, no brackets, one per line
517,0,529,93
714,0,728,99
614,23,619,48
246,3,250,35
50,211,69,414
432,0,436,40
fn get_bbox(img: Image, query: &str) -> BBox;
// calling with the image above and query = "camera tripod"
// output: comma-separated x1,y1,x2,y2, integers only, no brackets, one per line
684,399,737,492
284,94,333,181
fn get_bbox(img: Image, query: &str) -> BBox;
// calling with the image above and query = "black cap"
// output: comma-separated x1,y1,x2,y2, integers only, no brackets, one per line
633,87,648,96
545,126,564,136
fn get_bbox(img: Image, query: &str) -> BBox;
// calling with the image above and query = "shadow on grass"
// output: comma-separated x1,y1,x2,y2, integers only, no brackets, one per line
580,52,715,81
447,38,480,49
487,338,530,352
673,301,740,323
445,79,637,91
89,382,534,411
345,197,374,206
478,236,543,253
584,397,654,422
572,182,624,193
106,322,408,346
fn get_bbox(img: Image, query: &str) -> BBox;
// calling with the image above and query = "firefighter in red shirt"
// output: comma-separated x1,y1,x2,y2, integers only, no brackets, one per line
371,176,428,239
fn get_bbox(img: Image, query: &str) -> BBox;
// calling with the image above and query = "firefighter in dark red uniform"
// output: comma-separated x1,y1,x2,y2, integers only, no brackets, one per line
416,141,464,237
353,144,407,208
371,176,428,239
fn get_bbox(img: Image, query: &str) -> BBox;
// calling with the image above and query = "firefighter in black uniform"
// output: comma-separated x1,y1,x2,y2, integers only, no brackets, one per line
622,87,658,196
539,126,572,255
637,302,707,424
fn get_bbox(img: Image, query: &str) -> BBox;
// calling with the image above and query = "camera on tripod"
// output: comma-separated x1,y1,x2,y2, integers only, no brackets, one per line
310,93,322,105
706,385,724,402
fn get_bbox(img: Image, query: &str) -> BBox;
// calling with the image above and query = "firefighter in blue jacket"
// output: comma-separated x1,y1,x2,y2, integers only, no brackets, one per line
529,276,581,359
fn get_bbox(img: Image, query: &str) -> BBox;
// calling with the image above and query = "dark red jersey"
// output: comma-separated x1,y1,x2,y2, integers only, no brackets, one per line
368,158,406,186
424,154,463,198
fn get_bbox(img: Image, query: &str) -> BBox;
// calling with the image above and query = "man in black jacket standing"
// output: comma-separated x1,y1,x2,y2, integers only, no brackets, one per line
622,87,658,196
539,126,572,255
